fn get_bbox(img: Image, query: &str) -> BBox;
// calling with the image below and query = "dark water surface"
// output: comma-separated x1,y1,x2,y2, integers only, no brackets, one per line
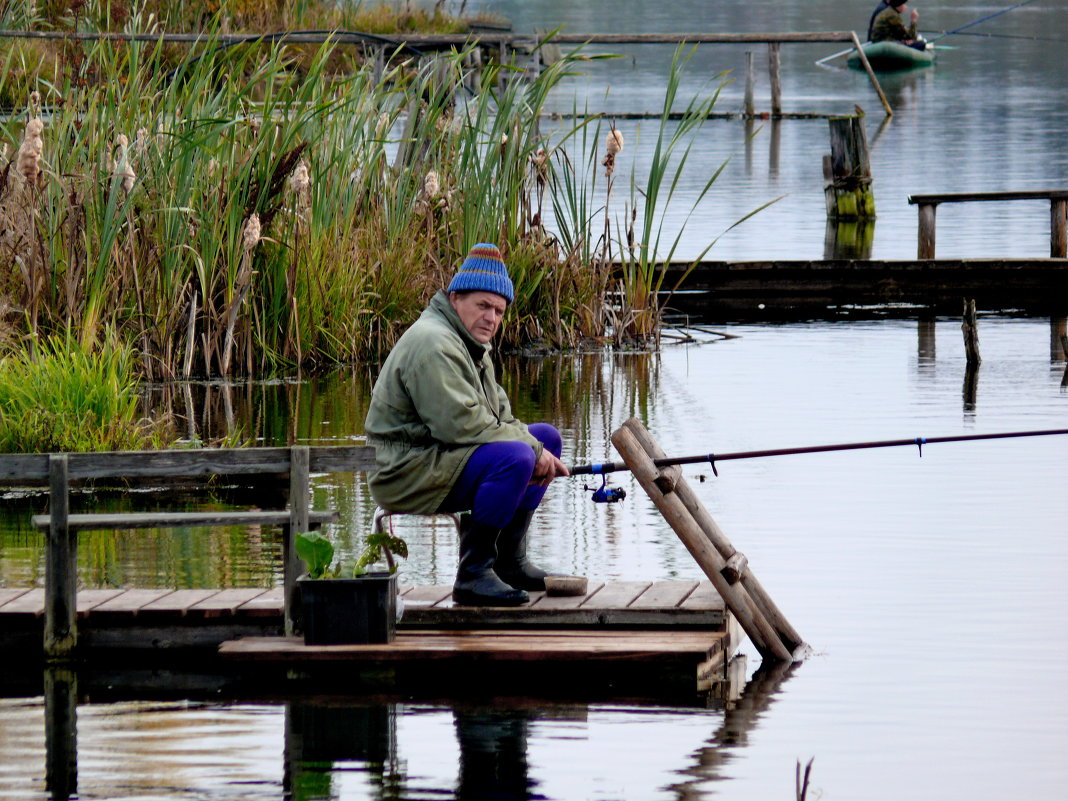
3,0,1068,798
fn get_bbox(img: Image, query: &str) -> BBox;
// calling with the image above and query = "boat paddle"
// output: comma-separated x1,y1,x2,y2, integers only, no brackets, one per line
570,427,1068,502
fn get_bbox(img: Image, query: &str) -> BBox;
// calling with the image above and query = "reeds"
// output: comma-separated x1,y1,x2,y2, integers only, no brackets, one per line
0,15,755,377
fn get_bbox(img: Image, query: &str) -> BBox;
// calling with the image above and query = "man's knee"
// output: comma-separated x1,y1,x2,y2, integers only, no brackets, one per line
527,422,562,457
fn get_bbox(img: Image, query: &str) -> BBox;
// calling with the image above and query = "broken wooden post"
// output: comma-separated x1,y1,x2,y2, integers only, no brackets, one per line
767,43,782,117
962,299,981,366
744,51,755,118
825,116,875,223
611,418,804,662
917,202,937,258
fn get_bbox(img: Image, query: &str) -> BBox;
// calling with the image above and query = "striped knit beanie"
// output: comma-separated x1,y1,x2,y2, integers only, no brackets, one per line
446,243,514,304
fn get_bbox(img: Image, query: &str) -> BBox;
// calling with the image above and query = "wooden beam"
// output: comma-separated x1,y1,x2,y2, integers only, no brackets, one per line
45,455,75,660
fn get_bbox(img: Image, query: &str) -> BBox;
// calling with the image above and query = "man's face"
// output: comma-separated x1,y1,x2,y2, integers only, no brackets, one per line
449,291,507,344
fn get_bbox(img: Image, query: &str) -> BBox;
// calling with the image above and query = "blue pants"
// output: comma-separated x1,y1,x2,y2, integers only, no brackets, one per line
438,423,562,528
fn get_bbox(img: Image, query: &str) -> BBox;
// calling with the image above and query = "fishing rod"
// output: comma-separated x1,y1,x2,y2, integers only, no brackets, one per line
927,0,1041,44
571,428,1068,502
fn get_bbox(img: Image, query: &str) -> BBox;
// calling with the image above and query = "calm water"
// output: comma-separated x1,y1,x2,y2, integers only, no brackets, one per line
3,1,1068,798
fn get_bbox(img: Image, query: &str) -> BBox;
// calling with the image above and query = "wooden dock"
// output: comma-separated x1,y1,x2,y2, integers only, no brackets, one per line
1,580,736,698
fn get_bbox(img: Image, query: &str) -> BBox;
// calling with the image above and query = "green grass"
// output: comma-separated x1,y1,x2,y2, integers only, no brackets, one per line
0,330,173,452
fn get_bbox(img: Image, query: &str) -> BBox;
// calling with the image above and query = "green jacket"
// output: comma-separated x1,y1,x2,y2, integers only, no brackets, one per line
364,290,542,513
870,7,917,43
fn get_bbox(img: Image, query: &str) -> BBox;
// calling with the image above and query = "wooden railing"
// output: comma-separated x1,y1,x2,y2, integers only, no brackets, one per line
0,445,376,659
907,190,1068,259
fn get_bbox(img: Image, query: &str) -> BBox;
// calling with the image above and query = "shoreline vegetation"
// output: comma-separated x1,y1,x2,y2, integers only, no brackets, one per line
0,1,746,451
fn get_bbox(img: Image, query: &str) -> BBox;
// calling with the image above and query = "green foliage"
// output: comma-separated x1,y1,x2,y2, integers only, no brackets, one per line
0,330,172,452
296,529,408,578
294,530,337,579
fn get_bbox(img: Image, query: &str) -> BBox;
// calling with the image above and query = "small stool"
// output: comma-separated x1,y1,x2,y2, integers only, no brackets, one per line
372,507,463,538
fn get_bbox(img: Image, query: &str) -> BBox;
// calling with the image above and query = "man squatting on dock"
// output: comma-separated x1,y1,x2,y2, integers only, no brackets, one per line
364,243,570,607
867,0,925,49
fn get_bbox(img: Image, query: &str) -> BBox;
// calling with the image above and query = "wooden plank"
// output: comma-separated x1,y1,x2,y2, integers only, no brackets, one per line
30,510,338,531
90,589,176,613
401,585,453,607
628,580,700,609
679,581,726,611
138,589,221,614
908,189,1068,205
220,629,726,663
580,581,651,608
0,588,32,607
0,446,376,484
2,588,45,615
190,588,270,616
239,587,284,615
76,589,125,614
530,582,606,610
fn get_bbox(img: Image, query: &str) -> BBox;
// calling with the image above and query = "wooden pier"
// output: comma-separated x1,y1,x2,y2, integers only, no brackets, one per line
0,581,737,698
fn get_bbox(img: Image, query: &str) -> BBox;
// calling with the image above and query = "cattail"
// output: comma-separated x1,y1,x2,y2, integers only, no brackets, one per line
423,170,440,198
602,128,624,177
16,117,44,185
134,127,150,157
113,134,136,194
242,213,261,252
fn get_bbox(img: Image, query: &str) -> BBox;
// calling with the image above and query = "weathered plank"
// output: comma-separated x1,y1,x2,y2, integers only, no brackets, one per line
90,589,175,614
581,581,651,608
30,510,338,531
400,585,453,606
0,588,32,607
190,589,271,617
629,580,700,609
240,587,285,615
2,588,45,615
75,590,125,614
530,582,607,610
679,581,727,611
138,589,222,615
220,629,726,663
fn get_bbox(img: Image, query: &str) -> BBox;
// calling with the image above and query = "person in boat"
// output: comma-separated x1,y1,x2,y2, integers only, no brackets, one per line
867,0,926,51
364,243,570,607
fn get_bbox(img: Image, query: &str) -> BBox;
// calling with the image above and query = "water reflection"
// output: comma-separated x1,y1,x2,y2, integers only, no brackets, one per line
33,656,792,801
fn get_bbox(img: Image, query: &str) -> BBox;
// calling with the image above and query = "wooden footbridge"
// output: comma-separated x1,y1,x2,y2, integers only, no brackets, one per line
0,420,804,698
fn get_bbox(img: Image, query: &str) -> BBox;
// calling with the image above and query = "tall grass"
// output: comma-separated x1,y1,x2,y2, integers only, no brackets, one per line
0,330,172,452
0,12,758,375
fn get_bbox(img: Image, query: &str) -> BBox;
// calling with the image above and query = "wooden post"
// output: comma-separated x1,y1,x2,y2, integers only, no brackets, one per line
744,51,755,117
767,43,782,117
1052,317,1067,361
962,298,981,366
918,202,937,258
44,666,77,799
622,419,804,656
1050,198,1066,257
285,445,310,636
826,116,875,221
45,454,76,660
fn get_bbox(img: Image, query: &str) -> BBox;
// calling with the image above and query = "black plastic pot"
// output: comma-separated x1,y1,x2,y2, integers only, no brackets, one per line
299,572,397,645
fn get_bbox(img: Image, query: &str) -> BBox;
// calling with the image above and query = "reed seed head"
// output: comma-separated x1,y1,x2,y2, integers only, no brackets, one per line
289,161,311,195
17,117,44,185
607,129,624,156
242,213,261,252
112,134,136,194
424,170,439,198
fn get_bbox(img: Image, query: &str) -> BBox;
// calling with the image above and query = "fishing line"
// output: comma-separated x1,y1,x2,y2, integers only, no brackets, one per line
928,0,1043,43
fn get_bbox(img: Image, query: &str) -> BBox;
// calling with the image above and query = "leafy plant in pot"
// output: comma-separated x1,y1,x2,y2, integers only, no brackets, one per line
295,530,408,645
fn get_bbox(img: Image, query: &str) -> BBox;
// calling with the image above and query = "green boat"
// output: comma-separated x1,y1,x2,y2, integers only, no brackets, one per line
846,40,935,71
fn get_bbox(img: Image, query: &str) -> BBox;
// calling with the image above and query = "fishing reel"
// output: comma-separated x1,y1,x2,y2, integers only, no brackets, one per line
584,475,627,503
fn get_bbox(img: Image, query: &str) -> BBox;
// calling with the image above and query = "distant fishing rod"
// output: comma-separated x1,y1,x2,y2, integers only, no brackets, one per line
928,0,1041,43
571,428,1068,499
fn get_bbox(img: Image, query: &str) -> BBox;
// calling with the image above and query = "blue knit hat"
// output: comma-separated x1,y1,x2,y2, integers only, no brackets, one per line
447,243,514,304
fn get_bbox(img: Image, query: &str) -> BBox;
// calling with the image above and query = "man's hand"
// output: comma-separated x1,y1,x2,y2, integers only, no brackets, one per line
532,447,570,486
910,8,919,23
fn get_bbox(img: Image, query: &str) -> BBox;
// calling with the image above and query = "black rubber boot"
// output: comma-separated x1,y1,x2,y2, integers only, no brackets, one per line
453,515,529,607
494,508,552,592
